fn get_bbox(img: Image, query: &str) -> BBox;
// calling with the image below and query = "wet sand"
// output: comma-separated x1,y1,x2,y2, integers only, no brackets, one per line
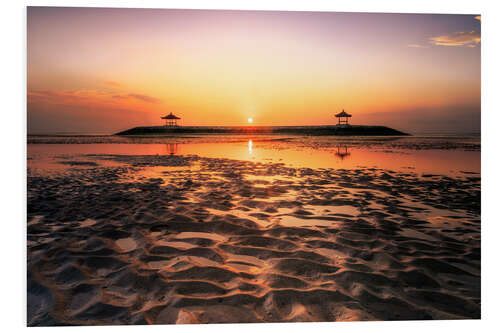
27,145,480,325
27,134,481,152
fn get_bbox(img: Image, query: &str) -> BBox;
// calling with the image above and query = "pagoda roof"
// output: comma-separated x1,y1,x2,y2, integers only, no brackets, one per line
335,110,352,117
161,112,181,119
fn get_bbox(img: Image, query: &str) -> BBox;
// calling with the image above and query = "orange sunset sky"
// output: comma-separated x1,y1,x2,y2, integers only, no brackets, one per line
27,7,481,134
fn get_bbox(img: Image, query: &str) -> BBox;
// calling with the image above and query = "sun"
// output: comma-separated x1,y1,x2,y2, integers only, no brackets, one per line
248,117,253,124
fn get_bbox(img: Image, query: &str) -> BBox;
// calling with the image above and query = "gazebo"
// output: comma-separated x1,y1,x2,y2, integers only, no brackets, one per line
161,112,181,127
335,109,352,126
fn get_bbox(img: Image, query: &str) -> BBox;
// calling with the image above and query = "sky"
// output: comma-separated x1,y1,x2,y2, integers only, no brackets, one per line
27,7,481,134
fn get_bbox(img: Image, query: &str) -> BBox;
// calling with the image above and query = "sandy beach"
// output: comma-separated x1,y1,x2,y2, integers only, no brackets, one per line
23,6,485,327
27,136,480,325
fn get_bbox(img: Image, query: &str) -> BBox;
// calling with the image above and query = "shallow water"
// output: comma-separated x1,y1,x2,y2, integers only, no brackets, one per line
27,136,479,176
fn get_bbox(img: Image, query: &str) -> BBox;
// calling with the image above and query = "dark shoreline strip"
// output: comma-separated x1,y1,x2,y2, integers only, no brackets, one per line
114,125,409,136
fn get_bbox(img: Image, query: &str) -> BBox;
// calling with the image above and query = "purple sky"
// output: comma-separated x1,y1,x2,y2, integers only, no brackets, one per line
28,7,481,134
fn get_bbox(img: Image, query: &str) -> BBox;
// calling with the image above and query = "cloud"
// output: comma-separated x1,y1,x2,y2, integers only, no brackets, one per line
355,104,480,135
28,89,161,105
111,93,160,104
126,93,160,104
103,81,122,88
27,89,164,133
407,44,429,48
475,15,481,22
28,89,107,105
429,30,481,47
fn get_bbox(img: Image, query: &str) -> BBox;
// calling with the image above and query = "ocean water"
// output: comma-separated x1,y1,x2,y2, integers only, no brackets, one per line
27,134,480,176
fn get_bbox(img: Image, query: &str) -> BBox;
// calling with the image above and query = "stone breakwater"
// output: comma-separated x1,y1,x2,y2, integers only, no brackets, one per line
114,125,409,136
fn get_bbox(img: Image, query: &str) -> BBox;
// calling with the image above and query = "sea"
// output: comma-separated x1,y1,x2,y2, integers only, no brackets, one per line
27,131,480,176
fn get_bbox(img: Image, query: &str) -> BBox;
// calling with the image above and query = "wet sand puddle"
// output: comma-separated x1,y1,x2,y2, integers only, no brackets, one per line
27,153,480,325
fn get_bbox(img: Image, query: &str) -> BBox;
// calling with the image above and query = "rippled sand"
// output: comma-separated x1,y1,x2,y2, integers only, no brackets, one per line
27,154,480,325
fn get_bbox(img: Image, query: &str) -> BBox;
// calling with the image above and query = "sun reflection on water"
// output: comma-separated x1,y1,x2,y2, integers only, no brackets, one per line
248,139,253,154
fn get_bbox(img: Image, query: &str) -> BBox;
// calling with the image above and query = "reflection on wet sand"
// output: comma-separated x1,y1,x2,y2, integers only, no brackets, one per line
165,143,179,155
27,139,479,176
335,144,351,161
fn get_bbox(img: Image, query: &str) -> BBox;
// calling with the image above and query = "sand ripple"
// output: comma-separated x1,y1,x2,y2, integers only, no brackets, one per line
28,154,480,325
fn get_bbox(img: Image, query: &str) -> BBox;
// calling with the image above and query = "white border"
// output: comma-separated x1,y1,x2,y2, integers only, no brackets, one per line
3,0,499,332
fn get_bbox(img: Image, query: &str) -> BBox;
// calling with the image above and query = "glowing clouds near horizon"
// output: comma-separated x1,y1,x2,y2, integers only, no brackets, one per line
429,30,481,47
